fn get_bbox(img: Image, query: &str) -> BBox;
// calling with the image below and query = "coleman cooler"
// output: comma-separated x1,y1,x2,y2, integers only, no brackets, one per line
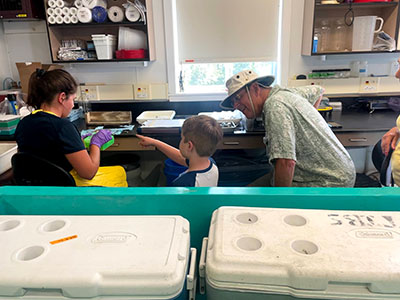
0,215,196,300
199,206,400,300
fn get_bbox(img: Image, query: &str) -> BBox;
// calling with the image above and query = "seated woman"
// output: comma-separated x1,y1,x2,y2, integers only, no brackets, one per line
15,69,127,187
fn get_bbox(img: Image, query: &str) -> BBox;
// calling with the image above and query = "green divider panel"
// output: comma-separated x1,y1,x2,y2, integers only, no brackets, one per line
1,186,399,299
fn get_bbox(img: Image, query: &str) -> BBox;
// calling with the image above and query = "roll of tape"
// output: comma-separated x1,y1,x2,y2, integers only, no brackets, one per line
92,6,107,23
107,6,124,23
54,7,63,16
125,5,140,22
74,0,83,8
77,7,92,23
48,0,57,8
63,15,71,24
48,16,56,24
71,15,79,23
62,7,70,16
82,0,106,9
46,8,55,16
70,7,78,16
55,15,64,24
56,0,65,7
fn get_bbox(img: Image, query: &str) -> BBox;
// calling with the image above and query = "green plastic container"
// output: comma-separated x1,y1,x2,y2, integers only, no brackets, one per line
84,135,115,150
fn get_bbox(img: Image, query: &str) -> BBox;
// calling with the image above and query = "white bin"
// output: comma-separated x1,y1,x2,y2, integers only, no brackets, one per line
0,215,196,300
0,142,17,174
200,206,400,300
92,34,117,59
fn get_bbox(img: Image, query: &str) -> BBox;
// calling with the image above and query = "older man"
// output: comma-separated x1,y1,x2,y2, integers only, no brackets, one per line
220,70,355,187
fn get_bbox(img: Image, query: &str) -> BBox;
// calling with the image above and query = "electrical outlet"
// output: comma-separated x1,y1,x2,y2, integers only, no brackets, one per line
80,85,99,100
359,78,379,93
134,84,151,100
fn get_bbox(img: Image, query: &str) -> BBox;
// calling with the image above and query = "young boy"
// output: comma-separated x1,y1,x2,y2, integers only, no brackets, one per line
136,115,223,187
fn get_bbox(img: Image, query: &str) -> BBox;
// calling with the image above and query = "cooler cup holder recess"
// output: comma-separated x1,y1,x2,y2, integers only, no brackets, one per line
40,219,67,232
0,220,21,231
236,236,263,251
16,245,46,261
291,240,318,255
284,215,307,227
235,213,259,224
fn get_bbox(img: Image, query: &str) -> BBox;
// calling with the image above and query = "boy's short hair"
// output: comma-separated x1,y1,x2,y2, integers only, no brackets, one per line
182,115,223,157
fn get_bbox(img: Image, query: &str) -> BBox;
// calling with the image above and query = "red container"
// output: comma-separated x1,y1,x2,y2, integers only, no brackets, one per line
116,49,147,59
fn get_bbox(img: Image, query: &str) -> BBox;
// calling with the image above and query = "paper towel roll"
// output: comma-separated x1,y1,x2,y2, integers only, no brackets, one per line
92,6,107,23
55,15,64,24
82,0,107,9
74,0,83,8
62,7,70,16
46,8,55,16
48,0,57,8
70,7,78,16
48,16,56,24
77,7,92,23
107,6,124,23
71,15,79,23
56,0,65,7
54,7,63,16
63,15,71,24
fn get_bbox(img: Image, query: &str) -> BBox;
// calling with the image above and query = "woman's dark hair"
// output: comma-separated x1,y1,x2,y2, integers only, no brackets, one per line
27,69,78,109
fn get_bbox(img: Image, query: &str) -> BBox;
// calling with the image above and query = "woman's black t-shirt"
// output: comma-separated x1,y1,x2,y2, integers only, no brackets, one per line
15,111,85,172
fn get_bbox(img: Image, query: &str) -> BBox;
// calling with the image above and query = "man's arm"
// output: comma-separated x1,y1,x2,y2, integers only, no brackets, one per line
274,158,296,187
381,127,400,156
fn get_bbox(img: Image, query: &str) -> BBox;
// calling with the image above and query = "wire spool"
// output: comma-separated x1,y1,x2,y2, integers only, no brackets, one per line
48,16,57,24
48,0,57,8
46,8,55,16
92,6,107,23
107,6,124,22
125,5,141,22
74,0,83,8
77,7,92,23
82,0,107,9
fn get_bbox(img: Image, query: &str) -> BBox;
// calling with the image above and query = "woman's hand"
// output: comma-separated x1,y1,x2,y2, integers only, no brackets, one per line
90,129,112,148
381,127,400,156
136,134,157,148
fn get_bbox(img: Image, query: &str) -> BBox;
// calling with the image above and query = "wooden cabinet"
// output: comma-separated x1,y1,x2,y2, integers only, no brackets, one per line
44,0,155,63
302,0,400,55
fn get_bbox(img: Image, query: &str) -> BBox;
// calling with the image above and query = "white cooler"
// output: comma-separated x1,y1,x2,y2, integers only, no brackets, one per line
199,206,400,300
0,215,196,300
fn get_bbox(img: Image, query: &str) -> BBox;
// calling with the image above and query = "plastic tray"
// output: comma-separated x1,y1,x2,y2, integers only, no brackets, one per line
136,110,176,125
85,111,132,125
0,143,17,174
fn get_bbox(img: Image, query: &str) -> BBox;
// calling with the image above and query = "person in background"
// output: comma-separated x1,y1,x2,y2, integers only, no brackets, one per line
136,115,223,187
220,70,355,187
15,69,127,187
380,58,400,185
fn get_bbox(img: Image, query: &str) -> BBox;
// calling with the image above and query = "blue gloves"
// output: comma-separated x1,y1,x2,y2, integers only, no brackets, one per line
90,129,112,148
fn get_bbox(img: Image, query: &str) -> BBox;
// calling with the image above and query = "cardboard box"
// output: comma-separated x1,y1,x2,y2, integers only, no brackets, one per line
16,62,63,96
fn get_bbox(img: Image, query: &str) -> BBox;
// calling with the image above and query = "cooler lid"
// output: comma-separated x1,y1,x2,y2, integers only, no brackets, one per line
206,207,400,297
0,215,190,298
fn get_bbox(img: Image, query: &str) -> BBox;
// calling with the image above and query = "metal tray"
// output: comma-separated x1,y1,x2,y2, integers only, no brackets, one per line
85,111,132,125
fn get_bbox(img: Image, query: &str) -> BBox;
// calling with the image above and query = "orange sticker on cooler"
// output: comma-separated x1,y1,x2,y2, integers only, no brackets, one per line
50,235,77,245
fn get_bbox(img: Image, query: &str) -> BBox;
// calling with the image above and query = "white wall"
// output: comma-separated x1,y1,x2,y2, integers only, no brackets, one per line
0,0,399,90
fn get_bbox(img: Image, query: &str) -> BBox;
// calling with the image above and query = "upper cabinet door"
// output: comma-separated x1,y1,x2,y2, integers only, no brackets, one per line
302,0,400,56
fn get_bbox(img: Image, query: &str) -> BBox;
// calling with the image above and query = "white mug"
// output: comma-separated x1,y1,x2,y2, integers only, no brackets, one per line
352,16,384,51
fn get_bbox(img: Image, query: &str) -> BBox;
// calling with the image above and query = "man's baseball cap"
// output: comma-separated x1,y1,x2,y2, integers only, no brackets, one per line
220,70,275,109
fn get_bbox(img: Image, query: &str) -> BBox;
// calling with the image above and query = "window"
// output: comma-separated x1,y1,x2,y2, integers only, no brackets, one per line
164,0,282,101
